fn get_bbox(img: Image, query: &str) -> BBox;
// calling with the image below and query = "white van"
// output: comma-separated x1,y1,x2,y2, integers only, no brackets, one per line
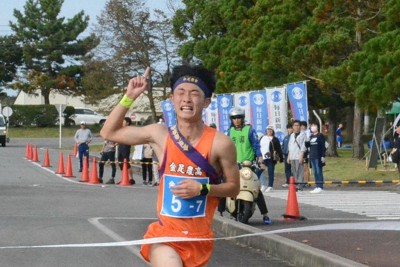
0,115,8,147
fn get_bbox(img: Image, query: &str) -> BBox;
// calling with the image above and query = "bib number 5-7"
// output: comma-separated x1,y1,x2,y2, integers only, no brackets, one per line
161,175,209,218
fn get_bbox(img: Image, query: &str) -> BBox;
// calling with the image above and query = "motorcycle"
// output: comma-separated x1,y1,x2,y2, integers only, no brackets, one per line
226,160,260,224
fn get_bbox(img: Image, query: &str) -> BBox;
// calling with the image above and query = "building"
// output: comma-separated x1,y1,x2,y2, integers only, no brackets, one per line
14,89,88,107
14,87,170,124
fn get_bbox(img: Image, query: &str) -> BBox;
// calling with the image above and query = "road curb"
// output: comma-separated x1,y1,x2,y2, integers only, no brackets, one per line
212,216,368,267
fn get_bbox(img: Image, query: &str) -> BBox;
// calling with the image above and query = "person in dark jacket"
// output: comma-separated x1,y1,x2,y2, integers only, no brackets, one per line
309,122,326,193
98,140,117,184
112,117,135,185
281,123,293,188
391,125,400,177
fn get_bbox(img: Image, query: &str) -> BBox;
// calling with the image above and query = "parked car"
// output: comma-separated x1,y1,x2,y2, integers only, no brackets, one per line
68,107,107,126
0,115,8,147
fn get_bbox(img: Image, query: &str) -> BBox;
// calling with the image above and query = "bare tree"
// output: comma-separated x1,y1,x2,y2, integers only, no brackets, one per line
93,0,179,122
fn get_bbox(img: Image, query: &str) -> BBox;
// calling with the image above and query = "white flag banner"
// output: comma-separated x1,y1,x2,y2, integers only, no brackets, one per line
249,90,269,138
266,87,288,142
217,94,233,134
161,100,176,127
233,92,251,125
203,98,219,129
287,81,308,122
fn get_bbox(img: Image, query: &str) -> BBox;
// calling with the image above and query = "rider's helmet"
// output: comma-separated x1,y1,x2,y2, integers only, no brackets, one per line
229,107,245,119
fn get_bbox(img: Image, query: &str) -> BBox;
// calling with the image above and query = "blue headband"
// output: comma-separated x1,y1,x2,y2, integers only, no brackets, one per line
172,76,212,97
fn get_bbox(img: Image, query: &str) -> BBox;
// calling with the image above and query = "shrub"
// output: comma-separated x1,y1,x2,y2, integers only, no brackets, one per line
9,105,58,127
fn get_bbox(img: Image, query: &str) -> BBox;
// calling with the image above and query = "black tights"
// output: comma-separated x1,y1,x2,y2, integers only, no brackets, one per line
141,158,153,182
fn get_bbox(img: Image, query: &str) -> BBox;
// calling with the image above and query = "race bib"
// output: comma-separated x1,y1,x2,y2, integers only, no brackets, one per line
161,175,209,218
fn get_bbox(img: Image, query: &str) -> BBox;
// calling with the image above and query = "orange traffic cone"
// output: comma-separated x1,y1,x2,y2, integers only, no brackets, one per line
73,143,78,157
27,144,32,160
25,144,30,159
89,157,100,184
79,156,90,183
119,159,131,186
55,152,65,174
32,146,39,162
282,176,306,220
63,154,75,178
42,148,52,167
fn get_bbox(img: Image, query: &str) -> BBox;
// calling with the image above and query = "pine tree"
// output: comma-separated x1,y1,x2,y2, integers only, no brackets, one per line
9,0,99,104
0,35,23,85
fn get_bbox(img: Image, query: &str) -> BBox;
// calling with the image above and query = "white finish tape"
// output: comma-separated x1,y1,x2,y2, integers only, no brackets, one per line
0,221,398,249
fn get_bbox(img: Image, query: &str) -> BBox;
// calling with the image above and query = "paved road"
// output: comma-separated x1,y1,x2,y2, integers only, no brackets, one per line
0,138,293,267
2,137,399,267
234,184,400,267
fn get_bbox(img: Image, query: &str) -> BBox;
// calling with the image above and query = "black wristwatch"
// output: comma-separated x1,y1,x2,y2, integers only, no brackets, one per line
200,184,210,196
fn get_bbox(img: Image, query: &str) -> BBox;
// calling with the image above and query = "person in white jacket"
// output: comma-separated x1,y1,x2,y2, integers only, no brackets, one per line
287,120,307,191
259,125,283,192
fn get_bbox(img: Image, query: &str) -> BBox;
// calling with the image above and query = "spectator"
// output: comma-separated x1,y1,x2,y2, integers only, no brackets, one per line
391,125,400,177
281,123,293,188
99,140,117,184
336,123,344,148
152,153,160,186
288,120,307,191
259,125,283,192
309,122,326,193
300,121,311,187
116,117,135,185
74,121,92,172
141,144,154,186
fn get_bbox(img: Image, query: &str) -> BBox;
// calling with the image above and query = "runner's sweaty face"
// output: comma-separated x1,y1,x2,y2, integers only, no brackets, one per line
171,83,210,121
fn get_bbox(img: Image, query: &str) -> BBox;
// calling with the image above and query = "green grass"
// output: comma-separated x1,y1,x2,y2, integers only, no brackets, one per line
9,126,400,182
9,126,103,152
274,148,399,182
9,126,81,138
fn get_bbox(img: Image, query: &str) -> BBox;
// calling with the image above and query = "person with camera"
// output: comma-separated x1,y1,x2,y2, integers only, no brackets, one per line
259,125,283,192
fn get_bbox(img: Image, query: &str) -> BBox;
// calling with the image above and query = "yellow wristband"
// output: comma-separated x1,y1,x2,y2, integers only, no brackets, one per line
119,95,134,109
206,183,211,192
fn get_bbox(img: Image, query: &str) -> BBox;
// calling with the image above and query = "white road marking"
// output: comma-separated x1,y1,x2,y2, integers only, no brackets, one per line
266,190,400,220
88,217,151,265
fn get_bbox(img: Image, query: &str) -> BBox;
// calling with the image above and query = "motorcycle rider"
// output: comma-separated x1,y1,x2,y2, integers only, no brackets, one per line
226,107,271,224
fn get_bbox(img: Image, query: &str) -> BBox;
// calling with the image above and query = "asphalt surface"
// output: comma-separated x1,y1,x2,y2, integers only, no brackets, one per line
0,137,293,267
1,137,399,267
215,174,400,267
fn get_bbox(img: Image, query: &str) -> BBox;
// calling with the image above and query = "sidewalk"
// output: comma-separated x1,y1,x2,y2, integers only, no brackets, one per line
212,215,370,267
212,195,400,267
